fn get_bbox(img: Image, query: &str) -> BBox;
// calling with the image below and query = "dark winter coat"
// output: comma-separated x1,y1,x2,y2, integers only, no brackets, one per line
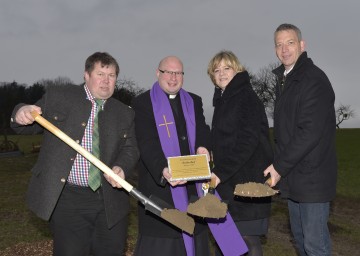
272,52,337,203
132,90,210,238
10,85,139,228
211,71,273,221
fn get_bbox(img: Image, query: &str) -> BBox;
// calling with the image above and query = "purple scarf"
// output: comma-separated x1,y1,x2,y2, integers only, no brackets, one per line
150,82,248,255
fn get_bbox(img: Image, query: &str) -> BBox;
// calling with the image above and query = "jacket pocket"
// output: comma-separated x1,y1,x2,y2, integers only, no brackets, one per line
117,129,129,145
48,111,67,124
297,158,315,174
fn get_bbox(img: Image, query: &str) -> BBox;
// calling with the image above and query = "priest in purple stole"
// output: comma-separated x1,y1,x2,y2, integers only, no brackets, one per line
132,56,247,256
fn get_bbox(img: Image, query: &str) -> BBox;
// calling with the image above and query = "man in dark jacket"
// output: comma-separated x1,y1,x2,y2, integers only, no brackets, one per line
11,52,139,255
132,56,211,255
264,24,337,256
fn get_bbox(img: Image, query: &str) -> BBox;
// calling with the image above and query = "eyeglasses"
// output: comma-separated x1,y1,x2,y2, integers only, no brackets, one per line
158,69,184,77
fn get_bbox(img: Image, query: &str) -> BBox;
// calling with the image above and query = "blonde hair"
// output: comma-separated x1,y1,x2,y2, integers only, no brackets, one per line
207,50,245,85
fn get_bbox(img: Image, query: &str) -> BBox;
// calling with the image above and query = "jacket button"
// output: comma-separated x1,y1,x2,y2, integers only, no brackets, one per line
180,136,186,141
81,122,86,127
60,178,66,183
75,140,80,144
70,158,74,161
54,116,58,120
123,134,127,138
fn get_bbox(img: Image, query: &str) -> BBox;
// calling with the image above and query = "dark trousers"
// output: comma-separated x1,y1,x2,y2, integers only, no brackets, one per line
50,184,128,256
288,200,331,256
134,230,210,256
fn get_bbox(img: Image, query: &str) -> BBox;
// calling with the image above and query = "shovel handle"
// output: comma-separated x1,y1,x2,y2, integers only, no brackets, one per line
208,175,217,194
265,177,272,186
30,111,197,233
31,111,134,192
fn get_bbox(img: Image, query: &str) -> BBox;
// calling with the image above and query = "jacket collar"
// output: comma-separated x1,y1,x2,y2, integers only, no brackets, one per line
273,51,309,78
213,71,251,106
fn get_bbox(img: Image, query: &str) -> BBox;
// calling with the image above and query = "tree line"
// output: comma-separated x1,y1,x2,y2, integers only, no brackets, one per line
0,77,144,135
0,63,355,135
250,62,355,129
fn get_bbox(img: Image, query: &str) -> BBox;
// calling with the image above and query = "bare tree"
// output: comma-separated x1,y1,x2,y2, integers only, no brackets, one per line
37,76,76,87
336,104,355,129
251,63,356,129
251,62,280,119
113,77,145,106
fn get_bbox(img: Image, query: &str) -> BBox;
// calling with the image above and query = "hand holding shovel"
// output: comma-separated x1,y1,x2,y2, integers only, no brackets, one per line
30,111,195,234
234,177,279,198
187,175,228,219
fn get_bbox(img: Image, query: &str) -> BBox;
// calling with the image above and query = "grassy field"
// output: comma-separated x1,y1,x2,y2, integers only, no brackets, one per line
0,135,49,248
0,130,359,255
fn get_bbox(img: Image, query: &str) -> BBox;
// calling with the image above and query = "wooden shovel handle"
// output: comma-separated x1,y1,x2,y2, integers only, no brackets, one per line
210,175,217,188
31,111,134,192
265,177,272,186
207,175,217,194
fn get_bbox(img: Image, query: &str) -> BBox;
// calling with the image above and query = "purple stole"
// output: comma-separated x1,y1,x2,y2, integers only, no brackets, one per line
150,82,248,256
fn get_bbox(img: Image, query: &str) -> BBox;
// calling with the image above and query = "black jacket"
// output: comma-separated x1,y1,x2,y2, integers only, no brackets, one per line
11,85,139,228
132,90,210,238
272,52,337,202
211,71,273,221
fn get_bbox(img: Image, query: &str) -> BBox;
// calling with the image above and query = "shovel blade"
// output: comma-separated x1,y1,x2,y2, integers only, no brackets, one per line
234,182,279,197
130,188,195,234
130,188,163,217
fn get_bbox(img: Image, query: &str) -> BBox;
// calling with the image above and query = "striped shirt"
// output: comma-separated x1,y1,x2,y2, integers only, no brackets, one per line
67,85,105,186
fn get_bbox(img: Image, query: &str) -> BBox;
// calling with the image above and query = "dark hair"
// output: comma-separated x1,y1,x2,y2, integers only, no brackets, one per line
85,52,120,76
274,23,302,42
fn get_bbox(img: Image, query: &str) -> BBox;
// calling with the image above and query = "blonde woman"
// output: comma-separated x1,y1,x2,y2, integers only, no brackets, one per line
208,50,273,256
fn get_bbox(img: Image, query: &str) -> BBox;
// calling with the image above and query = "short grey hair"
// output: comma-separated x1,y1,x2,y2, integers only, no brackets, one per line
274,23,302,44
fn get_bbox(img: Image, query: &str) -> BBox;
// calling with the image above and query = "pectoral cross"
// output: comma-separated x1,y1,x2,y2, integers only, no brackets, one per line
159,115,174,138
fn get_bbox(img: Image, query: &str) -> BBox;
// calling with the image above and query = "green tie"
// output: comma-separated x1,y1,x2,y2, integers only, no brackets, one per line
88,99,103,191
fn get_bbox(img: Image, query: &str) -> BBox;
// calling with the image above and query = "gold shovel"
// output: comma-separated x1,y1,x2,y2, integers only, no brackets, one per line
30,111,195,234
234,178,279,198
187,176,228,219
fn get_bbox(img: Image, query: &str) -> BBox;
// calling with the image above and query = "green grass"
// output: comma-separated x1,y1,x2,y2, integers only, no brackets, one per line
0,130,360,255
0,134,49,250
0,154,51,250
335,129,360,198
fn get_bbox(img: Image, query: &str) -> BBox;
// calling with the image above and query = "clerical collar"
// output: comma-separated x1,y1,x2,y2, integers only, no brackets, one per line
169,94,177,99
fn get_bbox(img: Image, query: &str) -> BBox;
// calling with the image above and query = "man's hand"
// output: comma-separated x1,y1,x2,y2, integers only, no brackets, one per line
104,166,125,188
263,164,281,187
196,146,210,160
162,167,187,187
14,105,42,125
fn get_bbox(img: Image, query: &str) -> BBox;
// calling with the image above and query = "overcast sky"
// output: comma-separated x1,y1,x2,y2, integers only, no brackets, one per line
1,0,359,127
